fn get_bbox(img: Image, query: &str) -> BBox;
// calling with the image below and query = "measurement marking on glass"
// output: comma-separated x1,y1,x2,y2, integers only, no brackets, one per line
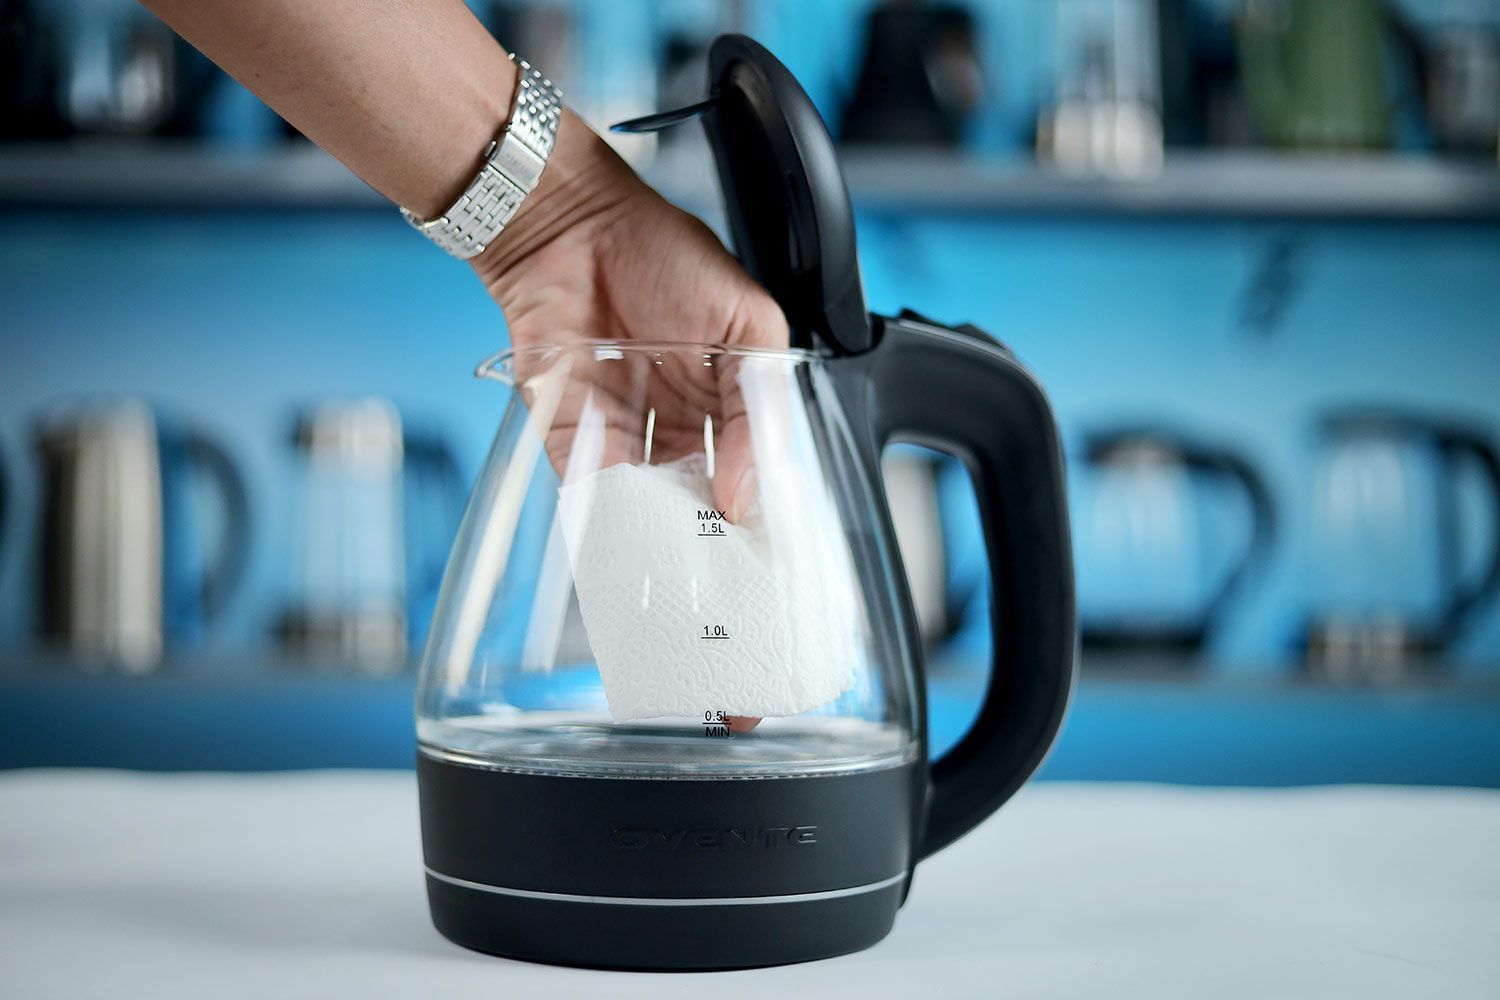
702,710,733,738
701,625,730,640
696,509,728,536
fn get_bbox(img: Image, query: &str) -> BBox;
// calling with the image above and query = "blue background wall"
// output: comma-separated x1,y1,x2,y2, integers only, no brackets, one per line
3,209,1497,670
2,0,1499,780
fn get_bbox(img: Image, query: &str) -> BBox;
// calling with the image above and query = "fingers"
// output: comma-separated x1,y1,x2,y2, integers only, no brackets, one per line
711,291,789,522
712,397,758,523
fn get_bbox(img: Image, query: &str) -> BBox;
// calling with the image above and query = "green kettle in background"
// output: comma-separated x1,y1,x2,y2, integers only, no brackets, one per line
1238,0,1393,149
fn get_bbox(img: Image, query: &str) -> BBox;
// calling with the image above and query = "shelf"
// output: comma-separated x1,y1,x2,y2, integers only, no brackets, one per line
0,141,386,210
841,149,1500,221
3,142,1498,220
2,658,1497,784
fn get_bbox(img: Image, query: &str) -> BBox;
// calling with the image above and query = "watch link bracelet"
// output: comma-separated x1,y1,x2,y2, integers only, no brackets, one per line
400,54,563,260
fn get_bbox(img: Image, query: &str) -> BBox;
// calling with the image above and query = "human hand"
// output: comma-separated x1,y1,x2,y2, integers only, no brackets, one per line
474,115,786,732
472,114,788,525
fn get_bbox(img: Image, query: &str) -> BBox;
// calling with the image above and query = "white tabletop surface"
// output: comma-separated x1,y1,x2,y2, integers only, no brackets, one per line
2,770,1496,999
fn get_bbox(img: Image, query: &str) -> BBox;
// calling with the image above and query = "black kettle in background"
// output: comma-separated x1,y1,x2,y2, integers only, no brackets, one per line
34,401,251,672
1074,426,1274,660
275,399,465,672
840,0,982,147
1305,410,1500,682
0,0,68,140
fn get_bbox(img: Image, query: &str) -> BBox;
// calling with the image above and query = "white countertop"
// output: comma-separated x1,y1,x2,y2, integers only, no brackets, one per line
2,770,1496,999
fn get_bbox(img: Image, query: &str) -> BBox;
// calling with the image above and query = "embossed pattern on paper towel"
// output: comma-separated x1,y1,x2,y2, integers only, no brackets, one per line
557,455,857,721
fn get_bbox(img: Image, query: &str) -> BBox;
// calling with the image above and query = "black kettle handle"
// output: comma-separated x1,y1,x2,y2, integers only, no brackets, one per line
182,432,252,623
830,314,1076,859
1437,428,1500,642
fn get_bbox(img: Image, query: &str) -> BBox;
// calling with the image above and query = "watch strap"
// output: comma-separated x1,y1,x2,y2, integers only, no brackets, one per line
400,55,563,260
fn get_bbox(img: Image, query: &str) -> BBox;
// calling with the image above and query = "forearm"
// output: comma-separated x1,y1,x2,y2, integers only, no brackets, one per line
135,0,769,369
138,0,622,232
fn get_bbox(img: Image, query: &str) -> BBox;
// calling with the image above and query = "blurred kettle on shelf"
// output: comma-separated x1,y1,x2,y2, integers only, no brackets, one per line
58,4,177,136
275,399,465,672
34,400,251,672
1040,0,1165,177
1237,0,1394,150
840,0,983,148
1305,410,1500,683
1074,426,1274,660
1423,17,1500,158
30,0,222,139
0,0,68,140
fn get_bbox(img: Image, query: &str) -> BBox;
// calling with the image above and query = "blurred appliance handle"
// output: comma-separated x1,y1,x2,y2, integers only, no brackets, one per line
403,433,466,598
1176,442,1276,644
182,432,252,623
1436,428,1500,644
1083,428,1276,647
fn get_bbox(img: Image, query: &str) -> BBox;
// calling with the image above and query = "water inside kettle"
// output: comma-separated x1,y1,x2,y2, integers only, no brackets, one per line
420,712,916,778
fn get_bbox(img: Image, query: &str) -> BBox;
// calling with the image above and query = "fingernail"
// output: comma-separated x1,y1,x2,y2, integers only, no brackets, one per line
729,467,757,522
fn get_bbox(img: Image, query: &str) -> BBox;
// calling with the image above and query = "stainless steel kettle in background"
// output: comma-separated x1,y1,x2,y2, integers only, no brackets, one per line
34,400,251,672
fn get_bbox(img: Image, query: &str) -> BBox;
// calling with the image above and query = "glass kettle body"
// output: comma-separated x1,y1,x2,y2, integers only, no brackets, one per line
418,344,920,777
415,317,1073,969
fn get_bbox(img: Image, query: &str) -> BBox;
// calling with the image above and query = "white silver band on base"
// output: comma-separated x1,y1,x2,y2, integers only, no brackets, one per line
424,867,907,907
400,54,563,260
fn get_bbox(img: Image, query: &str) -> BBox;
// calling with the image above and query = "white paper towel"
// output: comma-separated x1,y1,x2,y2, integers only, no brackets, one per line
556,454,858,721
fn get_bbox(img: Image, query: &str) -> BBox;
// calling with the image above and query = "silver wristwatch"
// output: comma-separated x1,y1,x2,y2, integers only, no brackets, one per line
400,55,563,260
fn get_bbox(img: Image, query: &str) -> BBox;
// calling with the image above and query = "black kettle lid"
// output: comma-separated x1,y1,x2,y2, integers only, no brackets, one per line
613,34,871,354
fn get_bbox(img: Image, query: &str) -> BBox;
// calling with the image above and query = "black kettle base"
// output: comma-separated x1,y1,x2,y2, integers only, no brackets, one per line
417,752,923,970
426,871,903,970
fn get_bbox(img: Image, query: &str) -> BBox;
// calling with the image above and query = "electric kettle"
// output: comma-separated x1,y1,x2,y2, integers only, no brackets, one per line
415,35,1074,969
1304,408,1500,679
1075,426,1274,656
34,400,250,671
